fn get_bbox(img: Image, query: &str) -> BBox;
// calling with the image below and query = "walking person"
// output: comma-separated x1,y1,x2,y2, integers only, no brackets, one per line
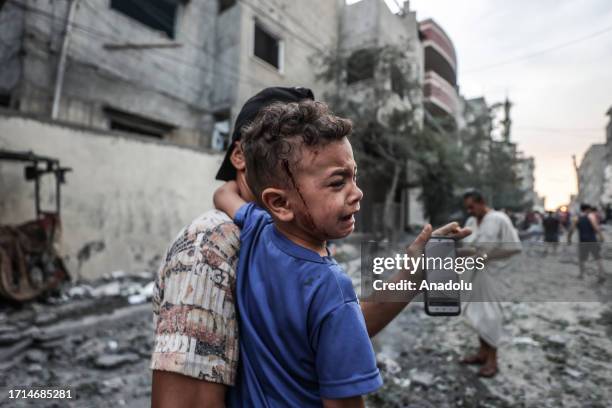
460,190,522,377
568,204,606,282
543,211,560,255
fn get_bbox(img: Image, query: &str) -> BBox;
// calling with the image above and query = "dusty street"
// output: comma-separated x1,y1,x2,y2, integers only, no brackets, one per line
1,241,611,407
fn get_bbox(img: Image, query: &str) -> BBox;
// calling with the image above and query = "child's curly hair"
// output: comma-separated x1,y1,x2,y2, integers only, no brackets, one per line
241,100,352,201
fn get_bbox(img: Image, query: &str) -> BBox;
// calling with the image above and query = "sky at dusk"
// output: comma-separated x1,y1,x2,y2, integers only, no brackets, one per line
378,0,612,209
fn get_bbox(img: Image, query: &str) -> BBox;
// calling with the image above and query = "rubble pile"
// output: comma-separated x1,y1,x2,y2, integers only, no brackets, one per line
0,272,156,408
0,243,611,407
331,240,612,408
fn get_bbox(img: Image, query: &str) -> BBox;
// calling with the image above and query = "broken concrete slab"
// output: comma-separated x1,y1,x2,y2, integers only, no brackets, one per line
94,353,140,369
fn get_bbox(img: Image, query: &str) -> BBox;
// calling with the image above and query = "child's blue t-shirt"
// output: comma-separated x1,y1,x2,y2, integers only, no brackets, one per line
227,203,382,407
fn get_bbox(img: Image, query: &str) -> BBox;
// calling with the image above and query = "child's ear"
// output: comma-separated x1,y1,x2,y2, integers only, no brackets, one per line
261,188,294,222
230,142,246,171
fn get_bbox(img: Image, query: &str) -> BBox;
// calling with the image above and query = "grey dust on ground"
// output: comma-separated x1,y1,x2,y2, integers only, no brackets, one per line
1,244,611,407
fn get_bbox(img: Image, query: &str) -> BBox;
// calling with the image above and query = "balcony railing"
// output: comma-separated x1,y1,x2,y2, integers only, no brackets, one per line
419,20,457,70
423,71,459,118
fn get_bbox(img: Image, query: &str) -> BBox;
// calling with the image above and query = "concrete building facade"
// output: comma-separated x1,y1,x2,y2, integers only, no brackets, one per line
211,0,341,149
0,0,341,150
577,144,606,208
515,153,538,209
1,0,218,147
337,0,426,231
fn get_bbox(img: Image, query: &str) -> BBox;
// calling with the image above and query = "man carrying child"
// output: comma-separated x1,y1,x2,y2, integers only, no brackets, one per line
152,87,471,407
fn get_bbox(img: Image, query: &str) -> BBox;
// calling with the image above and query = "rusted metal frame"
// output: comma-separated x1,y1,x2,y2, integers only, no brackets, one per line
0,150,71,217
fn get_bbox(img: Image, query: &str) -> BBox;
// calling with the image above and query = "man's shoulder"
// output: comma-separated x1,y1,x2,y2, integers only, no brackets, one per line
189,209,236,230
180,209,239,244
465,216,477,226
489,210,513,225
162,209,240,269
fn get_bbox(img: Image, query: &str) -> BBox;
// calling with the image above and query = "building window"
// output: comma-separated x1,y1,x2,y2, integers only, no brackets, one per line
346,49,375,84
110,0,177,38
253,23,280,69
218,0,236,14
104,107,175,139
211,110,231,151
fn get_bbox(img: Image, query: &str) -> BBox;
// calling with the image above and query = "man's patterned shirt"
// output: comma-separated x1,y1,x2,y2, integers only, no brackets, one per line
151,209,239,385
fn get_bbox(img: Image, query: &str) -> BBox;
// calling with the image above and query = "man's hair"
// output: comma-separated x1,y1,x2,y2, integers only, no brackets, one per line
463,189,485,204
580,203,591,212
241,100,352,201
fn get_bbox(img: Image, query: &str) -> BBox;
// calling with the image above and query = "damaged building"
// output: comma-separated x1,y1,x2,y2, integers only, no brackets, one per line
0,0,465,279
0,0,339,149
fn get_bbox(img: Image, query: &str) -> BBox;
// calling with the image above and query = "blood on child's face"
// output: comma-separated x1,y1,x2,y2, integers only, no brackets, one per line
286,137,363,240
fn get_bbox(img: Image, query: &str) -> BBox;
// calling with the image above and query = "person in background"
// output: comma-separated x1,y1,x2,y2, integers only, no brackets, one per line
542,211,560,255
460,190,522,378
568,204,606,282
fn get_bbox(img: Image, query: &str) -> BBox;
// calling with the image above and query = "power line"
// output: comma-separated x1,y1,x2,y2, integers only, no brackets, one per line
9,0,266,92
9,0,217,108
463,23,612,74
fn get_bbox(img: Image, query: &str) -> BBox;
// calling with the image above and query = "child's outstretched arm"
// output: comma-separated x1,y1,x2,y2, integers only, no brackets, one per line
214,181,247,219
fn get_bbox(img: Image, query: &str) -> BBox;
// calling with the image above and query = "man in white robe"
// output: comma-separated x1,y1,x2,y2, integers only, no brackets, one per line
460,190,521,377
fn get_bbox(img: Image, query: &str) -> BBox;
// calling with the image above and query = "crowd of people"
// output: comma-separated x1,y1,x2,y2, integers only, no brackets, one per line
503,203,608,282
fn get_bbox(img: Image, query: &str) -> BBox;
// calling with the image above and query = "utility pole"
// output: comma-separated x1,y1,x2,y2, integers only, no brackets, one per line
51,0,79,120
501,97,512,143
572,154,580,199
333,0,344,107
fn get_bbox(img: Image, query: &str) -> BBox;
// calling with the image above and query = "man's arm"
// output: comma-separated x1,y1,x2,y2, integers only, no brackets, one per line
360,222,472,338
214,180,247,219
151,212,239,408
151,371,225,408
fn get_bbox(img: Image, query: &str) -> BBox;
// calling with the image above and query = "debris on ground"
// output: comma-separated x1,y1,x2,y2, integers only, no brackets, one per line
1,241,611,407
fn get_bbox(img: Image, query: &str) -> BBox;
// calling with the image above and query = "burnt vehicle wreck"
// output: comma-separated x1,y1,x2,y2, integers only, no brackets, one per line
0,150,72,301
